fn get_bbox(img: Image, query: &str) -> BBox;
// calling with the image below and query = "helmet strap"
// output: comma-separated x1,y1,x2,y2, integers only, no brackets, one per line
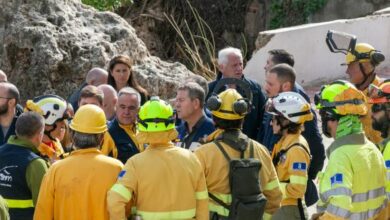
356,63,376,90
44,123,57,141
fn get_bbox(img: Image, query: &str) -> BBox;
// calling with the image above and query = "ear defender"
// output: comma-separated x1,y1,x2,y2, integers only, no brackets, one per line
206,95,222,111
233,99,249,115
371,51,385,66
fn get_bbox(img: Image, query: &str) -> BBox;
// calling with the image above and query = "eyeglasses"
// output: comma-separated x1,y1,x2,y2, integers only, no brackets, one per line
0,96,11,99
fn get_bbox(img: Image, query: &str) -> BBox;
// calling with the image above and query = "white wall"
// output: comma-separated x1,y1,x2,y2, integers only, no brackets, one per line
244,11,390,88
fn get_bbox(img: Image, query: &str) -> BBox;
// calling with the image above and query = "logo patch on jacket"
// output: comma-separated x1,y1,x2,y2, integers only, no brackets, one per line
118,170,126,179
292,162,307,171
385,160,390,169
330,173,343,186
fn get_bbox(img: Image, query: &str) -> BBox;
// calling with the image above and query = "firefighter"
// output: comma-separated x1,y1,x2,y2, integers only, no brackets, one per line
195,86,282,220
267,92,313,220
107,96,208,219
344,43,385,144
313,80,387,219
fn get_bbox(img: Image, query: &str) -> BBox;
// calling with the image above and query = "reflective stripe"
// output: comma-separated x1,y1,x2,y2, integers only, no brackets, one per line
327,204,351,218
317,204,326,213
352,187,385,202
349,200,388,220
263,212,272,220
320,187,352,202
211,193,231,204
280,182,287,199
290,175,307,185
209,203,229,216
195,190,208,200
264,179,280,191
137,208,196,219
387,192,390,199
110,184,132,201
386,172,390,181
5,199,33,208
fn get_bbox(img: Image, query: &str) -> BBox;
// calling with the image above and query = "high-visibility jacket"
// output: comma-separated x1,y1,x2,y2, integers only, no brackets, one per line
361,76,383,145
34,148,123,220
194,129,282,220
38,138,64,164
107,141,209,220
271,133,310,206
101,121,143,163
381,138,390,216
317,133,388,219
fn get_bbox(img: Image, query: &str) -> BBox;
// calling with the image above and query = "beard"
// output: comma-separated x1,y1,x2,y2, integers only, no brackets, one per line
372,115,389,138
0,104,8,115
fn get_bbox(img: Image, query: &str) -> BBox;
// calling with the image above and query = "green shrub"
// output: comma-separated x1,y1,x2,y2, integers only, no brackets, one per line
82,0,133,11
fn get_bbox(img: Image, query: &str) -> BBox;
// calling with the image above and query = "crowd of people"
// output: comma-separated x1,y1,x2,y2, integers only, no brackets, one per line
0,39,388,220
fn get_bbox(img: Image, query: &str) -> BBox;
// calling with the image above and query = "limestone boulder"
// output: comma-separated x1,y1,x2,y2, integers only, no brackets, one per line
0,0,193,102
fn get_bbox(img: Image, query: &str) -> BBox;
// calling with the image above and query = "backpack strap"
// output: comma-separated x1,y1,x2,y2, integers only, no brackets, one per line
272,143,310,167
208,192,230,210
213,140,232,162
249,140,254,158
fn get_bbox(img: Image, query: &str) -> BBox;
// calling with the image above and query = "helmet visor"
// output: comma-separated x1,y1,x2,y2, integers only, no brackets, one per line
265,99,279,115
326,30,357,55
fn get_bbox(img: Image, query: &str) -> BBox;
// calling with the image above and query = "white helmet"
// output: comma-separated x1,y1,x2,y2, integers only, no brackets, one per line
25,95,69,126
266,91,313,124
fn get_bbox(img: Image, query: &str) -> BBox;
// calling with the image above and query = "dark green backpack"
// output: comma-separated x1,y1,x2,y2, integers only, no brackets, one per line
209,140,267,220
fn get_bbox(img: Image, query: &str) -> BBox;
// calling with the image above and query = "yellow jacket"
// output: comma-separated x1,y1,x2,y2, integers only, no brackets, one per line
107,130,209,220
271,133,310,206
101,124,143,158
34,148,123,220
381,139,390,217
38,138,65,164
317,133,387,220
361,76,383,144
194,129,282,220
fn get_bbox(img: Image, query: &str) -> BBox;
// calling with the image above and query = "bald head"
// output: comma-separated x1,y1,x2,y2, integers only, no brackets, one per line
86,68,108,86
97,84,118,120
0,70,7,82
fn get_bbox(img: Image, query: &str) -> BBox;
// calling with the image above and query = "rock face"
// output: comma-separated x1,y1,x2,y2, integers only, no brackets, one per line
0,0,193,102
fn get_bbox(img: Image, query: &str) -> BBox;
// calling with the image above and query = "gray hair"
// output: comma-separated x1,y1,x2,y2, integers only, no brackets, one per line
218,47,243,65
178,82,205,107
15,112,44,139
118,87,141,106
72,131,103,149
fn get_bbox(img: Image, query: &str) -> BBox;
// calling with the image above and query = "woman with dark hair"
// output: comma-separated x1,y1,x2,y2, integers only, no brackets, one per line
107,55,148,104
267,92,313,220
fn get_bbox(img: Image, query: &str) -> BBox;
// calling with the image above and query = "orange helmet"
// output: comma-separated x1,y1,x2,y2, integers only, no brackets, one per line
368,80,390,104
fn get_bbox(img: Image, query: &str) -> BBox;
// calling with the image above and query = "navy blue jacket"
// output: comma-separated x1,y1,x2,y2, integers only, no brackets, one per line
108,119,139,164
176,115,215,149
207,76,267,139
0,116,17,145
0,144,39,220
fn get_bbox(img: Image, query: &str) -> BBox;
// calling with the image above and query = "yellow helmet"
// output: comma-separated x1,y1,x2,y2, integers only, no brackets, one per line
315,80,367,117
344,43,384,66
208,89,249,120
138,96,175,132
70,104,107,134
